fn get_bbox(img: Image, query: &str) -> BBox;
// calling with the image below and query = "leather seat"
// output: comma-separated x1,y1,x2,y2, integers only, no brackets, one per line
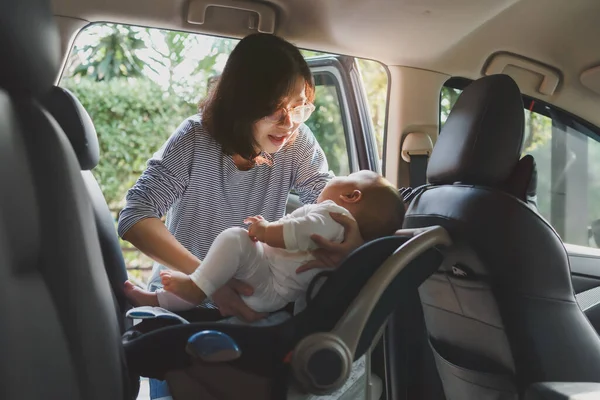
42,86,131,332
0,0,126,399
404,74,600,399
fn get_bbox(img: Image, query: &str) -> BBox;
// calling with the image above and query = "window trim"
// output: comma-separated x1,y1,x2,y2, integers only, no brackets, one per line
308,56,375,171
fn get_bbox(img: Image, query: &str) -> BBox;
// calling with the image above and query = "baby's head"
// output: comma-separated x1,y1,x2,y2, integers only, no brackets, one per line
318,170,405,241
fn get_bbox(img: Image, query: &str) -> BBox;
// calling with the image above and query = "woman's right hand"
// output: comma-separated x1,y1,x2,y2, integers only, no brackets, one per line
296,212,364,273
211,278,266,322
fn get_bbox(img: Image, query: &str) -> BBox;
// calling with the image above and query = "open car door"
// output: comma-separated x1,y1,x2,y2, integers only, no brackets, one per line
286,55,381,213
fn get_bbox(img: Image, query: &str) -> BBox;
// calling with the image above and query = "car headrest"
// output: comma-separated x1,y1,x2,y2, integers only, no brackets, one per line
42,87,100,170
427,74,525,187
0,0,60,97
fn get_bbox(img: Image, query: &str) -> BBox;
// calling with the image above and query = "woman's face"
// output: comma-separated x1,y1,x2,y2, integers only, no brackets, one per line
253,77,312,154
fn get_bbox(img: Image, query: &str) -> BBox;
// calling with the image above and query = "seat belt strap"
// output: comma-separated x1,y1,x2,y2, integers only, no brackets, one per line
409,154,428,187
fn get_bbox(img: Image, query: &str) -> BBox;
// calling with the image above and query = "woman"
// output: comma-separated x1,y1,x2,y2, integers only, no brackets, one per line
118,33,362,322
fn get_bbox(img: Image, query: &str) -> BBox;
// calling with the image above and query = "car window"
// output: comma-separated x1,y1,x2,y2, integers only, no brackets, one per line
60,22,387,284
304,72,350,175
441,83,600,249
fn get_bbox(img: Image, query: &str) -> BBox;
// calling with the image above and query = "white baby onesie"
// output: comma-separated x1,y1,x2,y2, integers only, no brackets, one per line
156,200,351,313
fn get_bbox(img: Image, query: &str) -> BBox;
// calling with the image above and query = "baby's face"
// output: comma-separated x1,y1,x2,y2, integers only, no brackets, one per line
318,170,381,204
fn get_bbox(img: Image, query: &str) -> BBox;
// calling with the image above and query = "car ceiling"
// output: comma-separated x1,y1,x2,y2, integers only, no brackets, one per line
52,0,600,128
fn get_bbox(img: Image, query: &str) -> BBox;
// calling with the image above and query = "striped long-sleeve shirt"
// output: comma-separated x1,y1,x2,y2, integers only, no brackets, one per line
118,114,333,288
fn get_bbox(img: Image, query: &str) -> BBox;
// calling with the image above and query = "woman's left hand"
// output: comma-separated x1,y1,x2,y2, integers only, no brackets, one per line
296,212,364,273
211,278,266,322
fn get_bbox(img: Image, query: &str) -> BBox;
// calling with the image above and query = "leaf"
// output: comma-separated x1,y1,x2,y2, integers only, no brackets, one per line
62,77,197,209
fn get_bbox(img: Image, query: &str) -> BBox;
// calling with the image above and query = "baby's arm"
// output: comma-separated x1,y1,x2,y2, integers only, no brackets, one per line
284,212,344,252
245,215,286,248
245,209,345,252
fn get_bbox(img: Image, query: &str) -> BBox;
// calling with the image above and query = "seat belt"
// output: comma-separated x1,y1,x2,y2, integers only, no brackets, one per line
401,132,433,191
400,158,429,204
395,134,435,400
408,154,428,187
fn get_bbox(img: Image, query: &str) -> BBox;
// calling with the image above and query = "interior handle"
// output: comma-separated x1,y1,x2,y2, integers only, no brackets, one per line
484,52,561,96
187,0,277,34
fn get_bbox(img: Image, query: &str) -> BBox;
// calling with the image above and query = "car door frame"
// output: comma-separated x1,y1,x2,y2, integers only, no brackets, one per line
286,55,380,213
307,55,380,173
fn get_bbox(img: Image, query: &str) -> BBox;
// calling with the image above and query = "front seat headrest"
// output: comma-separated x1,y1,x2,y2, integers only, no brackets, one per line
0,0,60,97
428,74,525,187
42,87,100,170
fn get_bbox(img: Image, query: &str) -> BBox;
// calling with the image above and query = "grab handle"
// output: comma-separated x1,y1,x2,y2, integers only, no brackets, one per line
187,0,277,34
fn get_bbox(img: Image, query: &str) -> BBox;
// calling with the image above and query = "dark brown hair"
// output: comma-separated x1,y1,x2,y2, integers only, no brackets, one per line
200,33,315,162
355,184,405,242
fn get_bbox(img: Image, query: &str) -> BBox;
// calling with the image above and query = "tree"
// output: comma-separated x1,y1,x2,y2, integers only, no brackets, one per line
305,84,349,175
187,37,238,102
141,31,238,103
357,59,387,159
440,86,461,125
61,78,196,210
70,25,150,81
145,30,190,94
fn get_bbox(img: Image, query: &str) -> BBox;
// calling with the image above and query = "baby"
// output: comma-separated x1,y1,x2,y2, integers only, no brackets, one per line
124,170,405,313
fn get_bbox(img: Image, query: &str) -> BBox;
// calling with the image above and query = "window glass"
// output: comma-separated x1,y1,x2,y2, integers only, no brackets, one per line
357,59,388,165
305,73,350,176
440,84,600,248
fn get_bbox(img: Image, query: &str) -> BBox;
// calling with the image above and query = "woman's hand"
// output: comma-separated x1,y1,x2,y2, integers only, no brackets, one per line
211,278,266,322
296,212,364,273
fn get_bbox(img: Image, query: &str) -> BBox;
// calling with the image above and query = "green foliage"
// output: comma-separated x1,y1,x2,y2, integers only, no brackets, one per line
145,30,189,93
194,38,238,75
144,30,238,102
357,59,387,159
440,86,461,126
440,86,600,247
62,77,197,209
299,53,387,163
60,24,391,281
305,84,349,175
71,25,149,81
522,112,553,222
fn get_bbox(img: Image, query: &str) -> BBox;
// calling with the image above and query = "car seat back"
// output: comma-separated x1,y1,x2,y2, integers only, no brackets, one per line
0,1,126,398
405,75,600,399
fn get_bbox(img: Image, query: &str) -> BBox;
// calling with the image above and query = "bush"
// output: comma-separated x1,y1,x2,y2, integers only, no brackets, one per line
63,77,197,209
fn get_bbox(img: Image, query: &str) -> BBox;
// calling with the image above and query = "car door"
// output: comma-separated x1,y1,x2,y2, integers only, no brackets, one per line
286,55,381,213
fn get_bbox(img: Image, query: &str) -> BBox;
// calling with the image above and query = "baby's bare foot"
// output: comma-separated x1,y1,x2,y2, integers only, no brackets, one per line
160,270,206,305
123,280,159,307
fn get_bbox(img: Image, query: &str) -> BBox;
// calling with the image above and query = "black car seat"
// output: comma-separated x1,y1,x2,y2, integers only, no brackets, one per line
123,229,451,399
0,1,127,399
27,72,452,400
404,74,600,399
41,86,131,332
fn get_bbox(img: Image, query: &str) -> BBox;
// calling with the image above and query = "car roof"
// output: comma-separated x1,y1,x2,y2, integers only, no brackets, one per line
51,0,600,127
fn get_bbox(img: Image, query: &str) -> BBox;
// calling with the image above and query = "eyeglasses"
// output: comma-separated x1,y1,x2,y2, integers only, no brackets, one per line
264,103,315,125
